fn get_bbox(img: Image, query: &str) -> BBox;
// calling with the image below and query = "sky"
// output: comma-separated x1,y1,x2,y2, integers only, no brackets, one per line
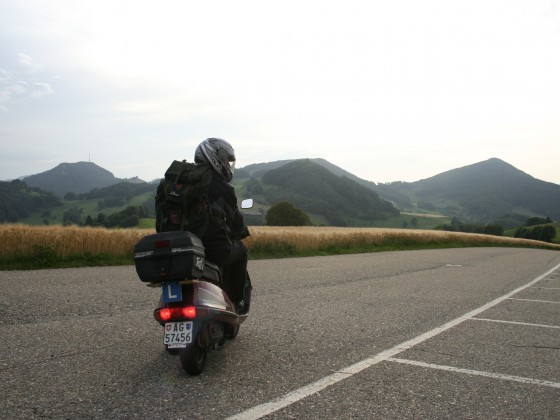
1,0,559,185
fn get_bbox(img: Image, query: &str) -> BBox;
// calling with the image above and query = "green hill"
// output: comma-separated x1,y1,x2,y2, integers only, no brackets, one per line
8,157,560,230
23,161,145,197
242,158,376,189
377,158,560,224
254,159,399,226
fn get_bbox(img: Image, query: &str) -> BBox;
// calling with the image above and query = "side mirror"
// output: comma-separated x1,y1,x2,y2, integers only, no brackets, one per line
241,198,254,209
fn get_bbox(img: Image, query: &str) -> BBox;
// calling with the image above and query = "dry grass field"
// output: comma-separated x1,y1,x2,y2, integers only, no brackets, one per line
0,224,152,259
1,224,558,264
243,226,560,254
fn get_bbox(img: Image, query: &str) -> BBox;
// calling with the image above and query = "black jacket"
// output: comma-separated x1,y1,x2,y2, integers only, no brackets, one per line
202,174,247,262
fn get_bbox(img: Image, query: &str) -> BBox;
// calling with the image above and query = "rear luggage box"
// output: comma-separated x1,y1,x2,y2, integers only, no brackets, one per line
134,231,206,283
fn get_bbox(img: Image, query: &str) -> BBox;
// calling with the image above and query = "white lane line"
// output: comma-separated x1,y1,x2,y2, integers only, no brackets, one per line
507,298,560,304
388,358,560,389
227,262,560,420
530,286,560,290
470,318,560,329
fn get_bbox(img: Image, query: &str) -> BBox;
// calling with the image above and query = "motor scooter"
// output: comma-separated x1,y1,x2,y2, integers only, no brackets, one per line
133,199,253,375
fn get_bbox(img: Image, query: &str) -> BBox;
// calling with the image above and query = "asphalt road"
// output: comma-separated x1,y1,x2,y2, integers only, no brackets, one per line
1,247,559,419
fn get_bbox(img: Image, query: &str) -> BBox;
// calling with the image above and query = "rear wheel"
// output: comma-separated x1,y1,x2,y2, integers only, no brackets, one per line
179,341,208,375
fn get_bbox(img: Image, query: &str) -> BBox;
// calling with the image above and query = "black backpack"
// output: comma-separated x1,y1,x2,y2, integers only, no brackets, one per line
155,160,213,236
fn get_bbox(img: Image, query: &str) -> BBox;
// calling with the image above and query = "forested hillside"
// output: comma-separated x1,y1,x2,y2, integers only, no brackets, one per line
242,158,376,189
71,182,156,201
260,159,399,226
55,181,157,227
0,180,61,223
379,158,560,223
6,157,560,230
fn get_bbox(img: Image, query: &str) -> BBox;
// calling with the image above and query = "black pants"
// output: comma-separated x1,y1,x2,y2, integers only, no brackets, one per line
206,239,248,303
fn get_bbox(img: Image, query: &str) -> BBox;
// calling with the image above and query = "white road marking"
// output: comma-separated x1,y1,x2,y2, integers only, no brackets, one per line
470,317,560,329
507,297,560,304
388,358,560,389
530,286,560,290
227,262,560,420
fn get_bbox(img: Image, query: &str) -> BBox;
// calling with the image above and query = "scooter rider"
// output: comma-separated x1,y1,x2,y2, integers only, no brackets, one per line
194,138,250,313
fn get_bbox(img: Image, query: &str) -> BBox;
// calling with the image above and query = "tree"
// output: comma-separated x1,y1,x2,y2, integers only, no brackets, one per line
515,225,556,243
104,206,146,228
541,225,557,242
63,206,82,225
483,224,504,236
526,217,552,227
265,201,311,226
119,215,139,227
96,212,107,225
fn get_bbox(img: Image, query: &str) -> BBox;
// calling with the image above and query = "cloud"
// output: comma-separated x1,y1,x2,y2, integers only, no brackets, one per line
0,53,53,111
17,53,42,72
29,82,53,98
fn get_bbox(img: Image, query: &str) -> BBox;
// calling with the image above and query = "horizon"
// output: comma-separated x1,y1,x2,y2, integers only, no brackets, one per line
6,155,559,187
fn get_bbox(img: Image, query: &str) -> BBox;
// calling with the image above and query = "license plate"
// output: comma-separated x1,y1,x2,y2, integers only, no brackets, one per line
163,321,193,348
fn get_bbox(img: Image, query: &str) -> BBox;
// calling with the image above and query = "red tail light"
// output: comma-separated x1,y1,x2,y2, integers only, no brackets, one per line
159,308,173,321
182,306,196,318
155,306,197,322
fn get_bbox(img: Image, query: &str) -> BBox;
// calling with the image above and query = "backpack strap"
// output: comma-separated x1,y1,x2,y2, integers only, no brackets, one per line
184,165,213,233
173,163,194,231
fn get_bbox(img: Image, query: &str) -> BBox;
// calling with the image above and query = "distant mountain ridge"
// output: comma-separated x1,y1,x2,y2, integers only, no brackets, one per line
242,158,376,189
240,157,560,224
12,157,560,226
375,158,560,222
258,159,398,225
23,162,145,197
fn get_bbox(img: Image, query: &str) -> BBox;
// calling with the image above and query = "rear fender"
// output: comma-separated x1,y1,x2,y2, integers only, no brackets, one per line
155,281,238,327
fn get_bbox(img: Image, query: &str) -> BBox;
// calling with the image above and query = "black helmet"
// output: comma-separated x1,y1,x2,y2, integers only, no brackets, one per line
194,138,236,182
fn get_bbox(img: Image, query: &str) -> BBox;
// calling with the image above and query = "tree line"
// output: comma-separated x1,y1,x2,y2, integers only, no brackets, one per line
435,216,556,243
64,205,149,228
0,180,61,223
514,217,556,242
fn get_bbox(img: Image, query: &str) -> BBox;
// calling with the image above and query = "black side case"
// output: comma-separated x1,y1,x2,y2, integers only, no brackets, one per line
134,231,206,282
